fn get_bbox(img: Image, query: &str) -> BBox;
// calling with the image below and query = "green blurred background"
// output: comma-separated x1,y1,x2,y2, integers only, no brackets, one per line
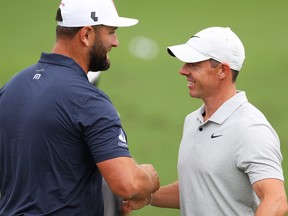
0,1,287,216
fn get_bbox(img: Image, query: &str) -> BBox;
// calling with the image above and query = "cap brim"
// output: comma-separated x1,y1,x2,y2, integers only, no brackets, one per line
58,17,139,28
167,43,209,63
103,17,139,27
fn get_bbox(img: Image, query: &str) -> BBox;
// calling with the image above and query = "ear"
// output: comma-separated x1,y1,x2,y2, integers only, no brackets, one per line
79,26,94,47
218,63,230,80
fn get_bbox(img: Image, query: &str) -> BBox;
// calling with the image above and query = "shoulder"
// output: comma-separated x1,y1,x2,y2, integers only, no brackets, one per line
232,101,279,141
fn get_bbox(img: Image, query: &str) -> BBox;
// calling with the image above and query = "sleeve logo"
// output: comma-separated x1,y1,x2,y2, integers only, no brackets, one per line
118,128,128,149
118,128,127,143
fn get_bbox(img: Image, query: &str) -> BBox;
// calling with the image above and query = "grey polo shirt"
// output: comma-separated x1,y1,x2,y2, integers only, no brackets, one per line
178,91,284,216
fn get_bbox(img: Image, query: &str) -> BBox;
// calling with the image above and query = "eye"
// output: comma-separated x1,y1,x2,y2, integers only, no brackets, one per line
190,63,198,68
110,27,118,34
110,30,117,36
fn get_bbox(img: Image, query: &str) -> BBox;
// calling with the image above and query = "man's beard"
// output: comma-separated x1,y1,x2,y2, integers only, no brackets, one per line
88,40,111,72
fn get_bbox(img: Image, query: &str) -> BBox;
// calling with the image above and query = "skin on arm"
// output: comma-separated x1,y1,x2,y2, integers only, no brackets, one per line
151,181,180,208
253,178,288,216
125,180,180,212
97,157,160,200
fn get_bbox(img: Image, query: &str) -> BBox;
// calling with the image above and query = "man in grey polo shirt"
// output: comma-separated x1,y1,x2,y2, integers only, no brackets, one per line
125,27,288,215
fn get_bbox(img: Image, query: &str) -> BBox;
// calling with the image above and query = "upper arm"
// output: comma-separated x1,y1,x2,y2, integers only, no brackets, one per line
253,178,286,201
253,178,288,215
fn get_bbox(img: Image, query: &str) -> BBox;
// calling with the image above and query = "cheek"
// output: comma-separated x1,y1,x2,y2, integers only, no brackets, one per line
104,39,113,50
205,69,219,81
197,72,215,87
205,76,220,90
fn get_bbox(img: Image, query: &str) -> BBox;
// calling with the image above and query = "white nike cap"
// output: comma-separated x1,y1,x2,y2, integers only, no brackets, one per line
57,0,139,27
167,27,245,71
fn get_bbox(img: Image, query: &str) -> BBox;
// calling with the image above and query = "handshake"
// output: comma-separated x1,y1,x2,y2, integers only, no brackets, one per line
122,164,160,214
101,162,160,215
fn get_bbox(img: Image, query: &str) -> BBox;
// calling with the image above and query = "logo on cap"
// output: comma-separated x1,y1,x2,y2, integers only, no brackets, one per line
91,12,98,22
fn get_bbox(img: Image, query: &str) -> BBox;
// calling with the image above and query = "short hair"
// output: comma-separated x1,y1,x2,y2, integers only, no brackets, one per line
55,8,82,39
209,59,239,83
55,8,102,39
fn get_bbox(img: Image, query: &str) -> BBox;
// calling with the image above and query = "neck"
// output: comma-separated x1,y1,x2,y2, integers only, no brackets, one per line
52,40,89,73
202,86,236,121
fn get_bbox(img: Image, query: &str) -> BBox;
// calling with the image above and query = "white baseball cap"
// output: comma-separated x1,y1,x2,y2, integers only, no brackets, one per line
57,0,139,27
167,27,245,71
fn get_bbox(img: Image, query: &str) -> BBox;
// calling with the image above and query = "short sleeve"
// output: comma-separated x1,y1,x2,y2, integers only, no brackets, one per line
75,89,131,163
235,123,284,185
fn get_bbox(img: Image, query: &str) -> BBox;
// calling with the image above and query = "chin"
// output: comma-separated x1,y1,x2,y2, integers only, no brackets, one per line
189,92,199,99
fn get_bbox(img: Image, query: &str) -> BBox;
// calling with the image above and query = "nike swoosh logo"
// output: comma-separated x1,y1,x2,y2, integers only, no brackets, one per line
211,133,223,139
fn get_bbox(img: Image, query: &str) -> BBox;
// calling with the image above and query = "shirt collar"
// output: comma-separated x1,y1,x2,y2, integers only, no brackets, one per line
197,91,248,124
38,52,87,79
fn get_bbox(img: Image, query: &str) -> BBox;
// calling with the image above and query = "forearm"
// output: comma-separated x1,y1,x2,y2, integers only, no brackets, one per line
151,181,180,209
255,198,288,216
98,158,159,201
130,164,160,199
124,181,180,211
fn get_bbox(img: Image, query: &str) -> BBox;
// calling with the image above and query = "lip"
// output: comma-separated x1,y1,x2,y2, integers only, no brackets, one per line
187,80,195,87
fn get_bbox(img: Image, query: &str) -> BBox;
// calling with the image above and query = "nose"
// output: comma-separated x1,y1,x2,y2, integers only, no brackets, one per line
179,63,190,76
112,33,119,47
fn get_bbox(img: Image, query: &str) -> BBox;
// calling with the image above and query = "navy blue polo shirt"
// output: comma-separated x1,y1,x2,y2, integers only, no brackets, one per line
0,53,131,216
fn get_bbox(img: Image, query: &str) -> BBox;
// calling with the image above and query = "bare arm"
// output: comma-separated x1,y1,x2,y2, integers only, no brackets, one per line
253,178,288,216
97,157,160,200
124,180,180,212
151,181,180,208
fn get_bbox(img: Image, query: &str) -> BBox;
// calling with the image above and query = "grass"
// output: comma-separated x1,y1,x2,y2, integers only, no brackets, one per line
1,1,287,216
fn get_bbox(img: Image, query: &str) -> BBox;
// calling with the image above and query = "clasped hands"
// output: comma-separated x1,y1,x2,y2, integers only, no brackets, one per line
122,164,160,214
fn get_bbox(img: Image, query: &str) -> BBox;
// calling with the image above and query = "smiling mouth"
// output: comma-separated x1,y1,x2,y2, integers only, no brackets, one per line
188,81,195,87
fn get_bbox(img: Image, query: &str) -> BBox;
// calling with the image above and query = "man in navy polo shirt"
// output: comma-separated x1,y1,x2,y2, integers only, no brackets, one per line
0,0,160,215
